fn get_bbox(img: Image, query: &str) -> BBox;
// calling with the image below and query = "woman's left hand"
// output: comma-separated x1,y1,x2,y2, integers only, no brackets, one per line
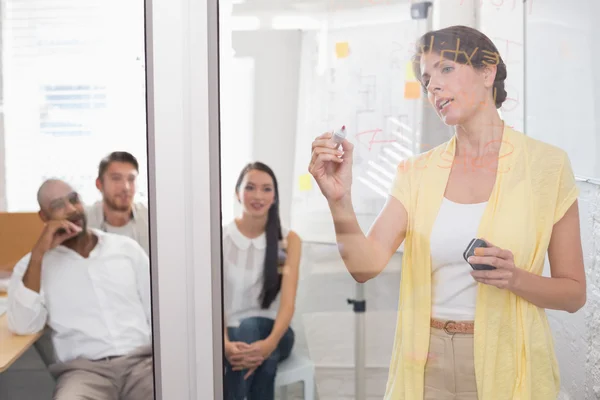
468,240,522,290
237,338,278,379
252,338,277,359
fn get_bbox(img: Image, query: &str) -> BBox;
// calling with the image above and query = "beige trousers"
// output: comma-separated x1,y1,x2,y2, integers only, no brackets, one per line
49,345,154,400
424,327,478,399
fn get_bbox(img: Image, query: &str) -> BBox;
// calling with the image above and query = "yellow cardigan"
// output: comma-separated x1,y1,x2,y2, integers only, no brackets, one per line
385,126,579,400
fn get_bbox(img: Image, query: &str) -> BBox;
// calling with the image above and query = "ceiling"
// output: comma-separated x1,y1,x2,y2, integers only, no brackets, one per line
231,0,410,15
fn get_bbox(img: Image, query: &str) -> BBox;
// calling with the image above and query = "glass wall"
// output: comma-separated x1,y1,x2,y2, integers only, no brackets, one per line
217,1,429,399
1,0,148,212
0,0,222,397
216,1,589,399
0,0,154,397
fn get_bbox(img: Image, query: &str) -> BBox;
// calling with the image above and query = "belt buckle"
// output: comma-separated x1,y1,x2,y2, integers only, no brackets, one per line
443,320,456,335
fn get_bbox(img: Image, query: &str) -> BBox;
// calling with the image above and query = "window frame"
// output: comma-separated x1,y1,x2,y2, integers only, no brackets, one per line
145,0,223,398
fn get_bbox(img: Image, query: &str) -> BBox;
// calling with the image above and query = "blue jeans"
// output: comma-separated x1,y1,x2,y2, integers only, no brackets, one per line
224,317,295,400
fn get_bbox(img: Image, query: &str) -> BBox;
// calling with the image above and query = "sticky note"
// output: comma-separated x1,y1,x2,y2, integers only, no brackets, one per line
404,81,421,99
299,174,313,192
405,61,416,81
335,42,349,59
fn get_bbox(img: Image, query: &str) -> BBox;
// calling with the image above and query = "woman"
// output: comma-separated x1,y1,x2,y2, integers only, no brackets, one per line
309,25,585,400
222,162,301,400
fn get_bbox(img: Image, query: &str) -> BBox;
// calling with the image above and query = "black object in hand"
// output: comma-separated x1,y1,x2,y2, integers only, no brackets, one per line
463,238,496,270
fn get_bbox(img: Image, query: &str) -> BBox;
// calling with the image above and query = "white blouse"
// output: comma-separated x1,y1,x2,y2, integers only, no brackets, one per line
222,220,289,328
429,198,488,321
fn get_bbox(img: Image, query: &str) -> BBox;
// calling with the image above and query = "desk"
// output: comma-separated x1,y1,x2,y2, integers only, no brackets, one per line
0,294,43,373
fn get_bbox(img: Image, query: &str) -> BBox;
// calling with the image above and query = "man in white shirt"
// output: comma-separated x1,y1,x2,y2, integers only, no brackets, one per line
85,151,150,255
8,179,153,400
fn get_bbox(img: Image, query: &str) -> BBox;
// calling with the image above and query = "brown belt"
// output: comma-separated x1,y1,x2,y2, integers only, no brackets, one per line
431,318,474,334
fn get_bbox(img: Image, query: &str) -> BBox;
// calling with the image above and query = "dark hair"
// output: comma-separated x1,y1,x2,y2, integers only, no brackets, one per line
98,151,139,180
412,25,508,109
234,162,283,309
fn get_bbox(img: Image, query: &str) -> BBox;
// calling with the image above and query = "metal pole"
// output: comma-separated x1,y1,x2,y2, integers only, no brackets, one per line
355,283,366,400
348,282,366,400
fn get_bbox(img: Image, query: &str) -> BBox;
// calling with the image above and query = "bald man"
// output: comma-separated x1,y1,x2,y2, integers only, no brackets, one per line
7,179,154,400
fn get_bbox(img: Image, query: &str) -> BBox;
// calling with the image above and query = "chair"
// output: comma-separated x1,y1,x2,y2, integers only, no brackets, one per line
275,351,316,400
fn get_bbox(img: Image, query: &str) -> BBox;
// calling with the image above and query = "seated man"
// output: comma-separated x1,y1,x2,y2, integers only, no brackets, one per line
7,178,153,400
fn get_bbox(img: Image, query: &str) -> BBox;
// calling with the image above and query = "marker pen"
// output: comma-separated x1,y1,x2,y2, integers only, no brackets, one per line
332,125,347,148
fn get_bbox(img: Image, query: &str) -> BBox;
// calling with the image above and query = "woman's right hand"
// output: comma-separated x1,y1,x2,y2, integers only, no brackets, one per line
309,132,354,204
225,340,264,371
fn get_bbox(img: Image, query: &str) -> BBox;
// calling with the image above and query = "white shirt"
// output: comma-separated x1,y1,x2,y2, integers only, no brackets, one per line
85,201,150,256
429,198,488,321
7,229,151,363
222,221,289,328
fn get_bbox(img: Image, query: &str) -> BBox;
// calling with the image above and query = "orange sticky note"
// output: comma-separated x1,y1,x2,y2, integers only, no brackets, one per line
404,81,421,99
299,174,313,192
335,42,349,58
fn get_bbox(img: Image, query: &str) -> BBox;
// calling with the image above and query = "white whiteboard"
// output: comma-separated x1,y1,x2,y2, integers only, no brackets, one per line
525,0,600,180
478,0,525,133
291,21,421,243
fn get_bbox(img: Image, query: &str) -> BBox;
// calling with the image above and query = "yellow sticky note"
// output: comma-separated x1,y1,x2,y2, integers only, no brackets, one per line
298,174,313,192
405,61,416,81
404,81,421,99
335,42,349,59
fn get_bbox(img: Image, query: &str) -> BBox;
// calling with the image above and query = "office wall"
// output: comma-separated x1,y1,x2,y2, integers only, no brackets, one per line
0,124,6,212
230,30,302,228
595,2,600,183
591,26,600,397
0,213,43,271
541,8,600,396
563,184,600,399
485,3,599,399
478,2,524,132
0,21,6,212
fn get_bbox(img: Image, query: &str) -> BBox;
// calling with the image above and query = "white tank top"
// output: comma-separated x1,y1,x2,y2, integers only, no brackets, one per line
222,220,289,328
429,197,488,321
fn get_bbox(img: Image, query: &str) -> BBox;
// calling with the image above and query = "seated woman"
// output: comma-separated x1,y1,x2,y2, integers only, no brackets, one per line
223,161,301,400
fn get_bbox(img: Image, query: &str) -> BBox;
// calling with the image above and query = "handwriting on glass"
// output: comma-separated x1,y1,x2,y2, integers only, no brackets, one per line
355,129,397,151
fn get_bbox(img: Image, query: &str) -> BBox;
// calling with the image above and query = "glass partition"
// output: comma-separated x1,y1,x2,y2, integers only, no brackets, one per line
216,1,590,399
0,0,154,399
